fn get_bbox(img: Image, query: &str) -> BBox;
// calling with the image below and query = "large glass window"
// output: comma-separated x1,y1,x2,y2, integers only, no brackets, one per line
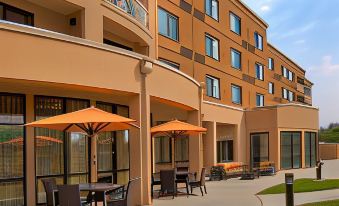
175,137,189,162
256,94,264,107
35,96,90,204
217,140,233,163
96,103,130,185
254,32,263,50
231,48,241,70
158,7,178,41
154,136,171,163
0,94,25,206
205,34,219,60
0,3,34,26
231,84,242,105
230,12,241,35
205,0,218,20
206,75,220,99
251,133,269,167
255,63,264,80
281,132,301,169
305,132,317,168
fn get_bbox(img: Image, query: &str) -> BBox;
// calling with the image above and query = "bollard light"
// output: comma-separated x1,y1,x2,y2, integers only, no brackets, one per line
285,173,294,206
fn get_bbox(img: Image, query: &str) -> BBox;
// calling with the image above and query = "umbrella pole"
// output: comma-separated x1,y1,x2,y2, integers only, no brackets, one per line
90,134,98,183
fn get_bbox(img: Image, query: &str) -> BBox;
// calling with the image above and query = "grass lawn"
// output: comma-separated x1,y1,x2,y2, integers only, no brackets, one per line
299,199,339,206
258,178,339,195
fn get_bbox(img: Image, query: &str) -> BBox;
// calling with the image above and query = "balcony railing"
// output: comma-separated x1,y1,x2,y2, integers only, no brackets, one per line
105,0,148,28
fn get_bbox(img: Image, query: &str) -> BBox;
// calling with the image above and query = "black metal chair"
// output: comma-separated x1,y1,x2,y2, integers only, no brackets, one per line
159,169,176,199
175,167,189,195
107,177,140,206
151,173,161,197
189,168,207,196
57,184,82,206
41,178,58,206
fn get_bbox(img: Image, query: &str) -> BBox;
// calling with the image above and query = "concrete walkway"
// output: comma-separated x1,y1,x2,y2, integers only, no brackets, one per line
153,160,339,206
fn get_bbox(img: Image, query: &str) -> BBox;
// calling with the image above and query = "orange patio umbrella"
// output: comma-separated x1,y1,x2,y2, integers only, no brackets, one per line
25,106,139,182
151,120,207,168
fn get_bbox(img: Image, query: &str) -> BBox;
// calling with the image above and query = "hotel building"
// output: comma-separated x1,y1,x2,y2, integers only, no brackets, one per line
0,0,318,205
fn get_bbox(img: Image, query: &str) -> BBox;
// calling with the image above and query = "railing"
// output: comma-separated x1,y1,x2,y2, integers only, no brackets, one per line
105,0,148,28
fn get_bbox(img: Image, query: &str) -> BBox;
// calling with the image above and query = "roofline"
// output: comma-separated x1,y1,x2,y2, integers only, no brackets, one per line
237,0,269,28
268,43,306,74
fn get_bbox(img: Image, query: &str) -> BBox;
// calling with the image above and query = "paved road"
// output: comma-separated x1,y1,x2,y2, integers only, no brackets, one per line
153,160,339,206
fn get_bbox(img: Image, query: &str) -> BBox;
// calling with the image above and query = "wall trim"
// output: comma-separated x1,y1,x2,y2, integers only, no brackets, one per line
203,101,244,112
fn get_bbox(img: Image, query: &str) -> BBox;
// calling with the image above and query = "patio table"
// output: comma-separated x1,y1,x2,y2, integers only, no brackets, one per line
53,183,123,206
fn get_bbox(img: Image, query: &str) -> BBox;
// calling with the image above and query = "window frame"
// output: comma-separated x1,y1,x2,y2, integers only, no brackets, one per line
205,33,220,61
217,140,234,163
280,131,302,169
230,48,241,70
254,32,263,51
229,12,241,35
256,93,264,107
231,84,242,105
268,58,274,70
0,2,34,26
205,0,219,21
250,132,269,168
154,136,172,164
255,63,264,81
159,58,180,70
268,82,274,94
157,7,179,41
206,75,221,99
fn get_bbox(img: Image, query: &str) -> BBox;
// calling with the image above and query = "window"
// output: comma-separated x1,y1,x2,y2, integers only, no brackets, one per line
206,75,220,99
282,88,288,99
268,82,274,94
297,95,305,103
251,133,269,167
304,87,312,97
231,84,242,104
205,34,219,60
96,102,130,185
268,58,274,70
154,136,171,163
305,132,317,168
0,3,34,26
103,39,133,51
0,94,25,206
230,12,241,35
282,66,294,81
254,32,263,50
159,58,180,70
288,91,294,102
158,7,178,41
255,63,264,80
217,140,233,163
297,77,305,85
281,132,301,169
205,0,218,20
231,48,241,70
256,94,264,107
288,71,294,81
175,137,189,162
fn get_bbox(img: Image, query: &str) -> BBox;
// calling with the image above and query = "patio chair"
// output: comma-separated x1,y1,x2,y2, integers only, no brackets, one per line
41,178,58,206
159,169,177,199
107,177,140,206
189,168,207,196
57,184,82,206
175,167,189,195
151,173,161,197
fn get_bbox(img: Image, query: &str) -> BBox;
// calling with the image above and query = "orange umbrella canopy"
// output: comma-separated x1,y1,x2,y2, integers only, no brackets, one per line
25,107,139,135
0,136,63,147
151,120,207,136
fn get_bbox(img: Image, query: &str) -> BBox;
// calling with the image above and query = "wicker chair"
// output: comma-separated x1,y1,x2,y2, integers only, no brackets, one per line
151,173,161,197
41,178,58,206
175,167,189,195
57,184,82,206
107,177,140,206
189,168,207,196
159,170,176,198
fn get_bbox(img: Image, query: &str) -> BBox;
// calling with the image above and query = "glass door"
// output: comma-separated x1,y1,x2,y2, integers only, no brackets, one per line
250,133,269,168
280,132,301,170
305,132,317,168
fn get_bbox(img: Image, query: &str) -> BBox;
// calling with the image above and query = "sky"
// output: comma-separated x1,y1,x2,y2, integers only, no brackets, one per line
241,0,339,127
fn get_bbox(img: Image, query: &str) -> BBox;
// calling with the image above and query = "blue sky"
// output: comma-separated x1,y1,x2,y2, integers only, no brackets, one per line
242,0,339,127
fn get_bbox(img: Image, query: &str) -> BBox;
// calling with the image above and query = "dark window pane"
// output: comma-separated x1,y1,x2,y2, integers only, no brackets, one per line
175,136,189,162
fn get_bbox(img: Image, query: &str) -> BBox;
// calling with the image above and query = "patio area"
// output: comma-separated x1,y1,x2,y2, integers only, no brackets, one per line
154,160,339,206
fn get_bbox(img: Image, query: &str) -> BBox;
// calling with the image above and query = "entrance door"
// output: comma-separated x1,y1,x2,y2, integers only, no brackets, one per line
280,132,301,169
250,133,269,168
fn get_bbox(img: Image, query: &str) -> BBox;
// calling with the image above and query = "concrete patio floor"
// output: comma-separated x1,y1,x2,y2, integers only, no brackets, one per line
153,160,339,206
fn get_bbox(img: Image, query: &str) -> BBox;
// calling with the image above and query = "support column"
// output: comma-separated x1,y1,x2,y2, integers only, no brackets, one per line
83,1,103,42
203,121,216,172
25,94,36,206
188,110,202,175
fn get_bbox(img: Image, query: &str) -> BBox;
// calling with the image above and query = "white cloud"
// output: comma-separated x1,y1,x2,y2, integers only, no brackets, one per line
294,39,306,44
310,55,339,75
260,5,271,12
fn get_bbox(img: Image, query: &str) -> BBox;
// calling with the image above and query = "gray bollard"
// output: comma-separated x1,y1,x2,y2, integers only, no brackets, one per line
285,173,294,206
